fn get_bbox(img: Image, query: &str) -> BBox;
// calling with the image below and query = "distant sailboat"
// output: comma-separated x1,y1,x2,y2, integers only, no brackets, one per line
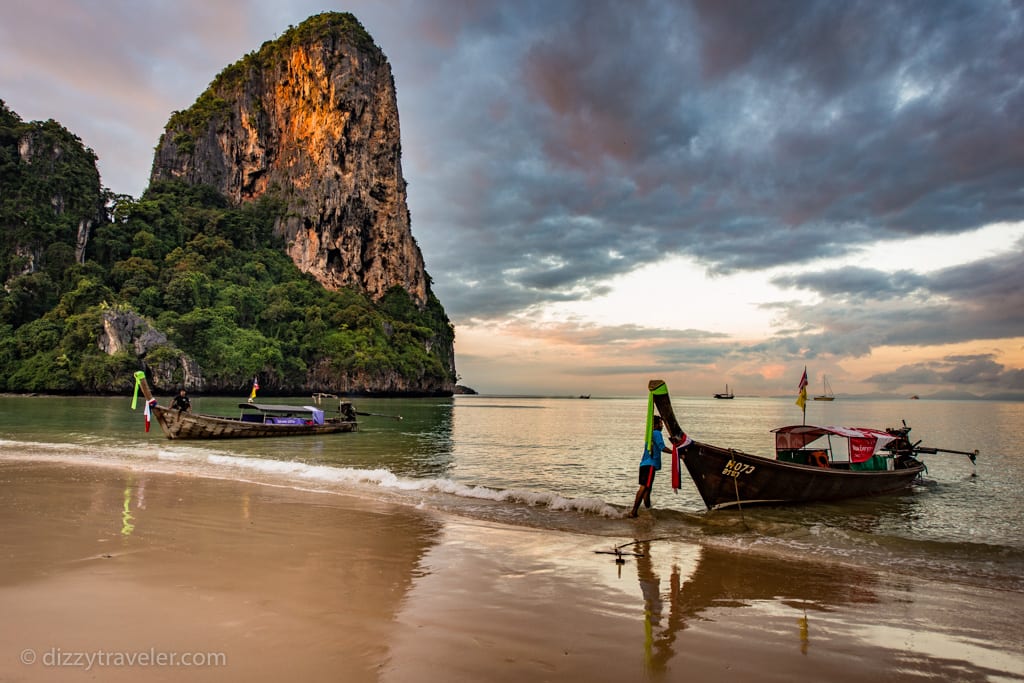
714,384,734,399
813,375,835,401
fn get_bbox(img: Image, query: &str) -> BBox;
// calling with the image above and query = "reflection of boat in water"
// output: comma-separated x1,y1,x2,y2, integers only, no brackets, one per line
649,379,977,510
621,536,1012,679
135,374,357,440
813,375,835,401
713,384,734,399
629,541,880,673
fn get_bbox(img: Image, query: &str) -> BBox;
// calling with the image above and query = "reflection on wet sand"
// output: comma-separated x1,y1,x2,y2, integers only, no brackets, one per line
0,461,445,682
625,539,1024,681
633,541,881,674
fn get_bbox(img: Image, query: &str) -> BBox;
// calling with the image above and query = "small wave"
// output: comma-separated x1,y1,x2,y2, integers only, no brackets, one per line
199,452,624,517
0,440,627,522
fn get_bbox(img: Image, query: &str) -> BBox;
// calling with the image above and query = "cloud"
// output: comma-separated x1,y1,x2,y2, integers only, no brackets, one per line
764,238,1024,357
867,354,1024,391
772,268,928,302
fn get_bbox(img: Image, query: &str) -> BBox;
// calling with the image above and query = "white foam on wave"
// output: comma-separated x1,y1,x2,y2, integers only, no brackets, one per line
1,438,146,462
198,452,624,518
1,439,625,520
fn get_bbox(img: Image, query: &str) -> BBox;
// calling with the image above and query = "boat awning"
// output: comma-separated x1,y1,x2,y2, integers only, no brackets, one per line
772,425,899,463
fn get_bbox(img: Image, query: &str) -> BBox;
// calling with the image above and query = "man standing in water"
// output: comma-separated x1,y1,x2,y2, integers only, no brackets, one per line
629,415,681,517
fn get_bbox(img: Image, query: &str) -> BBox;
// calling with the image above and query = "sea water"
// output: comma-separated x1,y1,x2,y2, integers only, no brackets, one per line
1,393,1021,592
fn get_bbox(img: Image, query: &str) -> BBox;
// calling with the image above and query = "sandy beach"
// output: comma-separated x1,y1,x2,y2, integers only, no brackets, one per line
1,458,1021,682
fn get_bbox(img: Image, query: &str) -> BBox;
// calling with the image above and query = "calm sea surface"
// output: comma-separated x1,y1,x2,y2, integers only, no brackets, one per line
2,392,1022,592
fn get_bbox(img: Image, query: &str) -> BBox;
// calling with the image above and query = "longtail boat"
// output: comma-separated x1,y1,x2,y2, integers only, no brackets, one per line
648,379,978,510
134,373,357,440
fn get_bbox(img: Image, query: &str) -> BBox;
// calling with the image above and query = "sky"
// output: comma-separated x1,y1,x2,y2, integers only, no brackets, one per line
2,0,1023,398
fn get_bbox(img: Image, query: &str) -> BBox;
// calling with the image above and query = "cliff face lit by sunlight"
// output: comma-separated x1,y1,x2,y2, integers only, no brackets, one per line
151,14,427,307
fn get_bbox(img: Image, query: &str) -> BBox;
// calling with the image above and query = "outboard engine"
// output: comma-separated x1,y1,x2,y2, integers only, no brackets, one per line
337,401,357,422
883,421,922,468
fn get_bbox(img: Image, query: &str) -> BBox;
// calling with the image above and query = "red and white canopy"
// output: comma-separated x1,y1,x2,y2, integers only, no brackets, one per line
772,425,899,463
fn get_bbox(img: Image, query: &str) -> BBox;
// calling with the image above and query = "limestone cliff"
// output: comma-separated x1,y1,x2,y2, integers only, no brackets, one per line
98,308,204,392
0,101,104,282
149,13,428,306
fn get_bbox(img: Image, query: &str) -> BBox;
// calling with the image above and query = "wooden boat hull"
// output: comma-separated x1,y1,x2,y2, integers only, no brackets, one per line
679,441,924,510
152,405,356,440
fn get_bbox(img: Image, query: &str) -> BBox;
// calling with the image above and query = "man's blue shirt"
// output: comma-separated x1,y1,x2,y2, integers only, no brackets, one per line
639,430,667,470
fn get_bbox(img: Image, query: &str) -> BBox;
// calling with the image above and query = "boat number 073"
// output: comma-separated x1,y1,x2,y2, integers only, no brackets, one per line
722,460,756,478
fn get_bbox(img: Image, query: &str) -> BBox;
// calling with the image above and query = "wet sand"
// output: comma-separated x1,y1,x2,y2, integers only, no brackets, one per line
1,459,1021,682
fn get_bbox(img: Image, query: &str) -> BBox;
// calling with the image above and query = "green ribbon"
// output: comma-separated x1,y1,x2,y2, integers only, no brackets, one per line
131,371,146,410
646,381,669,455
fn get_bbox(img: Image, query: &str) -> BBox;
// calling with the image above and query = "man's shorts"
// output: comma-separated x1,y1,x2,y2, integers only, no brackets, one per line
638,465,656,487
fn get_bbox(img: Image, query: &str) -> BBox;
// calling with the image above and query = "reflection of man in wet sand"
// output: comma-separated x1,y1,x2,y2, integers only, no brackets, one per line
635,541,685,674
635,542,819,673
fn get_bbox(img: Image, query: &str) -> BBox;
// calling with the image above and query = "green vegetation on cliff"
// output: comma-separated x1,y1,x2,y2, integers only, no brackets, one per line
0,101,456,395
166,12,377,145
1,100,103,280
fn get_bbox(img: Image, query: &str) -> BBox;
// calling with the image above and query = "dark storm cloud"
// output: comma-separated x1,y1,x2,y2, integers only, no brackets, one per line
773,268,929,302
397,0,1024,328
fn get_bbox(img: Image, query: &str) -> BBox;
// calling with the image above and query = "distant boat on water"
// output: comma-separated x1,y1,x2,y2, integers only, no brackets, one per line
813,376,835,401
713,384,734,399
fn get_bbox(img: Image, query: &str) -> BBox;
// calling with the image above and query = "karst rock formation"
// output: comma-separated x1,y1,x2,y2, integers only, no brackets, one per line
150,12,429,308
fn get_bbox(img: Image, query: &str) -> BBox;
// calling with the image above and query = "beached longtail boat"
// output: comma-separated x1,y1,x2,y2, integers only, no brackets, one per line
132,372,357,440
648,379,978,510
